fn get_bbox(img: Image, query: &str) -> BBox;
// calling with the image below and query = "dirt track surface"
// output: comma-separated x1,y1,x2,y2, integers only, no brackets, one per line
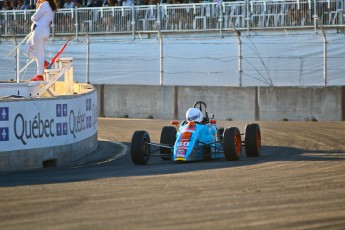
1,118,345,230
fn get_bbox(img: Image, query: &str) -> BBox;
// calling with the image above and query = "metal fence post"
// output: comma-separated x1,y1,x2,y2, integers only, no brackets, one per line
235,31,242,87
131,5,135,40
86,33,90,84
75,8,79,41
323,31,327,86
246,0,250,36
317,18,328,86
156,3,161,31
313,0,318,34
15,38,19,83
158,31,163,86
219,1,223,38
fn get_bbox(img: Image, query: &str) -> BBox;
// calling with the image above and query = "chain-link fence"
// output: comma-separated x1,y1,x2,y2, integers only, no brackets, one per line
1,30,344,86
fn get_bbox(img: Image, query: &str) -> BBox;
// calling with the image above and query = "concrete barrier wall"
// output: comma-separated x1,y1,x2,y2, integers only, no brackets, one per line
175,86,257,121
0,85,98,172
97,85,175,119
0,134,97,172
258,87,344,121
94,85,344,121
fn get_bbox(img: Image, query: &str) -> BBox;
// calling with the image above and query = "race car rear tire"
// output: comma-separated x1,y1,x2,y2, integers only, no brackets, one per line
131,131,151,165
244,123,261,157
223,127,241,161
160,126,176,160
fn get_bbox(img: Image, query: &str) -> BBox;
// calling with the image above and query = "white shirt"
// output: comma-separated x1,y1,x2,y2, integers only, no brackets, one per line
31,2,54,29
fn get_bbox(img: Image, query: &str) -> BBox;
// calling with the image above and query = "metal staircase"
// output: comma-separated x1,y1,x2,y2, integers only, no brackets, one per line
32,57,74,97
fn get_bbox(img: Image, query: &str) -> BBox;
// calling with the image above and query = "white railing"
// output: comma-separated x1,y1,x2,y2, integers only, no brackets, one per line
0,0,344,37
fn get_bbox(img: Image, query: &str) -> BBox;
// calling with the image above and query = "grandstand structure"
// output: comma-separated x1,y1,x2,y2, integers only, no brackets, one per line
0,0,344,37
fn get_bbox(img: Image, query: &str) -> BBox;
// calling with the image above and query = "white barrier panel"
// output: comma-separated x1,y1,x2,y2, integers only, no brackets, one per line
0,91,98,152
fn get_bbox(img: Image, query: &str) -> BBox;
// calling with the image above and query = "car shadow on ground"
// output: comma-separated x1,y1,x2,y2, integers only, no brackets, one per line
0,143,344,187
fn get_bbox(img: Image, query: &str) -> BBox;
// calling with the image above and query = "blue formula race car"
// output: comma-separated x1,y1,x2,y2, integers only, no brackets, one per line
131,101,261,165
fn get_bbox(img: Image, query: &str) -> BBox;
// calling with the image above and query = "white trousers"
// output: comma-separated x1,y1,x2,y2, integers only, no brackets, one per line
22,27,50,76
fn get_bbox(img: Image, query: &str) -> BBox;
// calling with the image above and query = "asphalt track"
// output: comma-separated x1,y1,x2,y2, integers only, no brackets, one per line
0,118,344,230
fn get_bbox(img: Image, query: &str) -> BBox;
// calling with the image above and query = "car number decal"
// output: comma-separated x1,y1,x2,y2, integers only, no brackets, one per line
176,130,193,158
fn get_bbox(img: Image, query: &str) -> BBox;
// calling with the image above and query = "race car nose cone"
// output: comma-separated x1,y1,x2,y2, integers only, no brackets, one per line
175,158,186,163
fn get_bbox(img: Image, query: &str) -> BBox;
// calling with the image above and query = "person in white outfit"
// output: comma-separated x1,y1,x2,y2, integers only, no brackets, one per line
23,0,57,81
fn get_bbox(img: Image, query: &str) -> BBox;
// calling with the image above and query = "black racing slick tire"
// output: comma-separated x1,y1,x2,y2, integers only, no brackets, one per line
223,127,242,161
244,123,261,157
131,131,151,165
160,126,176,160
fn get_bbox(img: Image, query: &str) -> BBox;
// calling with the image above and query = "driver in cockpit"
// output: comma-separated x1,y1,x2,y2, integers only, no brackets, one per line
184,107,216,145
186,108,203,123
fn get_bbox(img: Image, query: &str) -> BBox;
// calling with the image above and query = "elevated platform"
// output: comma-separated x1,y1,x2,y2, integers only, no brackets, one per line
0,58,98,172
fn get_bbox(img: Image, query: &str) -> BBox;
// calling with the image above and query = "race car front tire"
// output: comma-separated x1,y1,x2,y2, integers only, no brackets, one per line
223,127,242,161
131,130,151,165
